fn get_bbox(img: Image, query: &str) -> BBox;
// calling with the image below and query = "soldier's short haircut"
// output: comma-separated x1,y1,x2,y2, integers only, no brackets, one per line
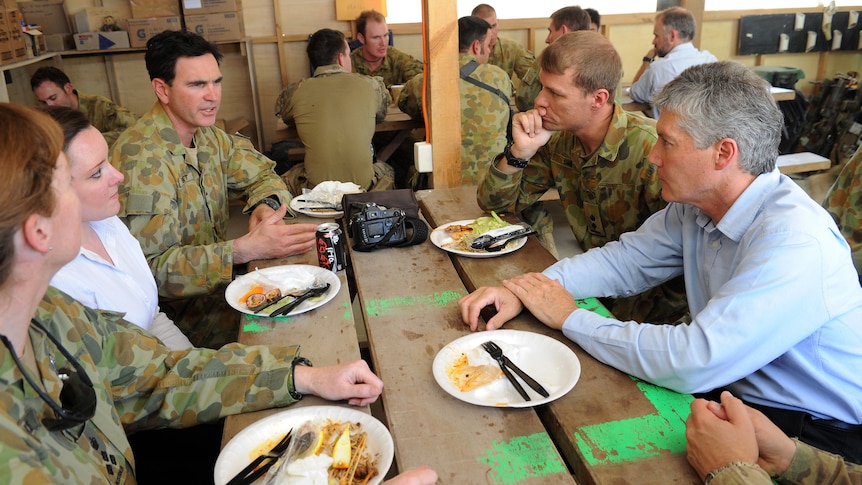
652,61,782,176
145,30,223,85
550,6,591,33
471,4,495,17
355,9,386,37
30,66,72,91
308,29,348,70
458,16,491,52
539,30,622,99
658,7,696,41
586,8,601,30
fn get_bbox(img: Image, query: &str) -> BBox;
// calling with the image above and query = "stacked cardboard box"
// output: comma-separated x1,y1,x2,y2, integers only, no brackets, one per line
182,0,242,42
0,7,14,65
128,0,180,48
18,0,74,52
69,5,131,51
5,7,29,60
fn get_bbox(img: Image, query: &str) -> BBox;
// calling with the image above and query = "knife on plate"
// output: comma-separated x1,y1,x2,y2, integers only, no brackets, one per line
470,224,535,250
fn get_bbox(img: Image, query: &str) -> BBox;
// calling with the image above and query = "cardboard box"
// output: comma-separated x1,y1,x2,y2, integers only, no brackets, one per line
0,24,13,66
18,0,70,35
1,0,18,12
181,0,239,16
44,32,73,51
130,0,180,19
184,11,242,42
23,27,46,57
6,9,28,60
73,30,130,50
127,16,179,48
71,6,131,34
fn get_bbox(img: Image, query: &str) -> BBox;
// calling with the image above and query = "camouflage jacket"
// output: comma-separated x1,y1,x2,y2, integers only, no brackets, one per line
78,92,137,149
399,53,513,185
824,144,862,281
478,103,663,249
110,102,292,299
711,440,862,484
488,36,535,82
0,288,300,484
514,56,542,112
350,46,423,87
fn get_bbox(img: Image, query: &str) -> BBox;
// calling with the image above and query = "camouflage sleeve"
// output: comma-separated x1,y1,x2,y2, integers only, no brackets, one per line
477,147,553,234
776,439,862,485
222,132,294,212
397,73,424,120
392,47,423,83
503,38,536,81
824,146,862,279
275,81,302,126
87,95,137,149
373,76,391,122
515,60,541,112
708,463,772,485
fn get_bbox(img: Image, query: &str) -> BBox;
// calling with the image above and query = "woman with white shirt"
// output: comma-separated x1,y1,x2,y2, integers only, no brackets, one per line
45,106,192,349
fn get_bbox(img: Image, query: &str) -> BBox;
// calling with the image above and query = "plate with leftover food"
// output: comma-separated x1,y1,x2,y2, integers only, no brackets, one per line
225,264,340,317
432,329,580,407
430,213,529,258
289,181,363,218
214,405,393,485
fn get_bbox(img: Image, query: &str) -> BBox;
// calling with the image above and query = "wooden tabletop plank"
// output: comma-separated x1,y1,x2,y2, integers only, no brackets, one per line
417,186,699,485
221,215,367,449
348,226,576,484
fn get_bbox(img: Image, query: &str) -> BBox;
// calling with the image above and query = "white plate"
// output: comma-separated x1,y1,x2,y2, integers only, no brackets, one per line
289,197,343,218
225,264,340,317
214,405,394,485
430,219,528,258
432,329,580,408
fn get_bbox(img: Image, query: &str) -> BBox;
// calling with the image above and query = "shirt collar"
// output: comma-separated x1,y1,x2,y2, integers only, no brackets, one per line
713,168,781,241
312,64,348,77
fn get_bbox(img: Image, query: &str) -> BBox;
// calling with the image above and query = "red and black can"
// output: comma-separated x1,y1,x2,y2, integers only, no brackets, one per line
316,222,346,272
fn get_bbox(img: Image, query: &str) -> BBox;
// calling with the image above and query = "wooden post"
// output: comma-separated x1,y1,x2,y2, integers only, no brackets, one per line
422,0,462,187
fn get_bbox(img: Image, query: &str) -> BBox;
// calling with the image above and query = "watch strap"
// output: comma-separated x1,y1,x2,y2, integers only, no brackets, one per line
504,144,530,169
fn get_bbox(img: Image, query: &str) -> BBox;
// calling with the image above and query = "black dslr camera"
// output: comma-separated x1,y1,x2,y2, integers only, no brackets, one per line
349,203,407,249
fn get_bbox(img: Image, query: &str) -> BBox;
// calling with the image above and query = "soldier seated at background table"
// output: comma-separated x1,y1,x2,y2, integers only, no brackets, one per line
30,66,137,149
350,9,424,189
398,16,512,186
276,28,394,194
110,30,318,349
629,6,717,119
515,6,592,112
477,30,688,324
823,144,862,283
461,61,862,463
471,4,535,83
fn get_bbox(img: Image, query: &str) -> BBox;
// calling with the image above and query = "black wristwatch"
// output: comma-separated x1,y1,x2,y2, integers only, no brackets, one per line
253,195,281,211
288,356,312,400
503,144,530,169
642,56,654,63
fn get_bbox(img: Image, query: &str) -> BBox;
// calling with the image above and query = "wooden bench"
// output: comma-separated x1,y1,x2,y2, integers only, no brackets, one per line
777,152,831,174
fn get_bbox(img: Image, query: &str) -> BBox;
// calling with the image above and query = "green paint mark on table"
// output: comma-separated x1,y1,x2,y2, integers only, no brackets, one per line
365,290,463,317
477,432,567,484
575,297,613,317
574,378,693,465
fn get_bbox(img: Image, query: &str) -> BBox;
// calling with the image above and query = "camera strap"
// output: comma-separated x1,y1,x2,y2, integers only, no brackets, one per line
351,210,429,252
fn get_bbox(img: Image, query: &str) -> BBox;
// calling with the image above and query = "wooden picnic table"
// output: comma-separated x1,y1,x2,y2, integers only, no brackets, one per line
220,213,368,449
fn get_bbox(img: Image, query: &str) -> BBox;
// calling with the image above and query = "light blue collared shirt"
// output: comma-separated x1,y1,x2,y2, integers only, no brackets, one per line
544,169,862,424
629,42,718,118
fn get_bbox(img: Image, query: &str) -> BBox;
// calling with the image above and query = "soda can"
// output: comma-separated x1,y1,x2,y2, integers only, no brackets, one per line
316,222,346,272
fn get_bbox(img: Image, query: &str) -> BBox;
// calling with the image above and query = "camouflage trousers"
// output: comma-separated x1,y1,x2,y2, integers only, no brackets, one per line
281,161,395,195
159,289,239,349
601,275,691,324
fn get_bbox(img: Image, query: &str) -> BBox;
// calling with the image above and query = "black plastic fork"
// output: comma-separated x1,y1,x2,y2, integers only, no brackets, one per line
226,429,293,485
482,341,550,400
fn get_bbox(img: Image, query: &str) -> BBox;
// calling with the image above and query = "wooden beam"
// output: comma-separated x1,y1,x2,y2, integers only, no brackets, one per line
681,0,705,48
422,0,461,188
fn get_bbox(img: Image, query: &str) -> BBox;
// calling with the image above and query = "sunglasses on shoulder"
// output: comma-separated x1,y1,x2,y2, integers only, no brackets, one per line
1,319,97,431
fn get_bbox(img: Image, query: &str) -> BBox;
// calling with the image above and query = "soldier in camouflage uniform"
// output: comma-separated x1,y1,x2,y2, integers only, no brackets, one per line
0,102,384,483
515,6,592,112
349,10,423,88
471,4,536,82
478,31,688,324
31,66,137,149
111,31,318,349
687,392,862,485
399,16,513,186
823,144,862,281
276,28,394,193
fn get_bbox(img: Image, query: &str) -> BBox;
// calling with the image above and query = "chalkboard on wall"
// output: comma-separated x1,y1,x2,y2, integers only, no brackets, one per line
738,11,861,55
